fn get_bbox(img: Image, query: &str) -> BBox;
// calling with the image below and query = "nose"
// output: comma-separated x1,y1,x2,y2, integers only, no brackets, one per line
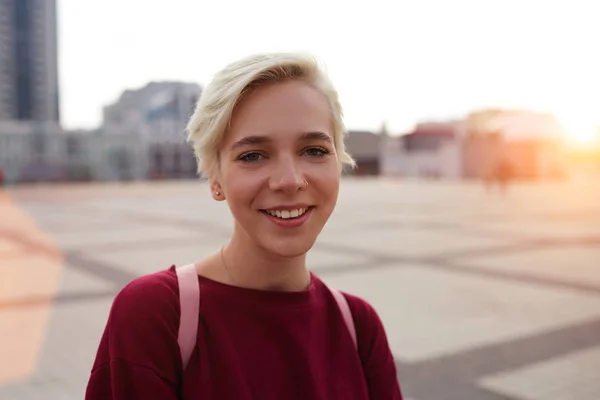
268,155,306,193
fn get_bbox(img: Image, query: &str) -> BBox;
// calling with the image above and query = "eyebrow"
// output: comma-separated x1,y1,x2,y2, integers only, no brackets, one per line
230,131,333,150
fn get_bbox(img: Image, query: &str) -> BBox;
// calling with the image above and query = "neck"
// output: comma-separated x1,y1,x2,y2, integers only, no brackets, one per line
222,231,310,291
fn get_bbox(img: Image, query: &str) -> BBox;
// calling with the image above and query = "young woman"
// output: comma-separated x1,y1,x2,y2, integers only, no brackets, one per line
85,52,403,399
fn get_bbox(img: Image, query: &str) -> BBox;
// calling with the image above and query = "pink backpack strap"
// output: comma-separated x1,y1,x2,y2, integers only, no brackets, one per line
175,264,200,371
330,288,358,349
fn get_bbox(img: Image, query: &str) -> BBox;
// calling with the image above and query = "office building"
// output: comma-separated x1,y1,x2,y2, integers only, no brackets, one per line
0,0,60,123
103,81,201,143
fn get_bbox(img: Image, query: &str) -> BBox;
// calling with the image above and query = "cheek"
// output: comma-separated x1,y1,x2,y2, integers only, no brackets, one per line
312,165,340,199
223,174,259,212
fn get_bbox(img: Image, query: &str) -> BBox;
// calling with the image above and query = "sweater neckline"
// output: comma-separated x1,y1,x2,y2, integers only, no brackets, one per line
182,267,321,308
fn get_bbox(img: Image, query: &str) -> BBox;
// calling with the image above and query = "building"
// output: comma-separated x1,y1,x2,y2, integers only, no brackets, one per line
103,81,201,144
0,0,60,123
462,110,566,180
147,142,197,180
0,124,148,184
380,112,567,182
344,130,382,175
462,133,565,181
381,121,465,179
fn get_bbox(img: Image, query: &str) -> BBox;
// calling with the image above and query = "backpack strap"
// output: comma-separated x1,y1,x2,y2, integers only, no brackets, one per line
329,288,358,349
175,264,200,371
175,266,358,370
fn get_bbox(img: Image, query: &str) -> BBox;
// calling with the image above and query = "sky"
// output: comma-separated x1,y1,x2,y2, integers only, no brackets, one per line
57,0,599,140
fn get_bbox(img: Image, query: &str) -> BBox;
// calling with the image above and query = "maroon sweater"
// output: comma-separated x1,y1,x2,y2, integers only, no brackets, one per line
85,266,403,399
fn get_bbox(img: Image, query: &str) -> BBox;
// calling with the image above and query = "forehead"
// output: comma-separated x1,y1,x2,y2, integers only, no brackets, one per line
226,81,333,143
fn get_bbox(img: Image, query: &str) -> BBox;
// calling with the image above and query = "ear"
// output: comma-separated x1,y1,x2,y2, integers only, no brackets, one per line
210,180,225,201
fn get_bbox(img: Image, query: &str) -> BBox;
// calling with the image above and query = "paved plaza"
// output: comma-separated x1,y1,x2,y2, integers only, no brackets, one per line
1,178,599,399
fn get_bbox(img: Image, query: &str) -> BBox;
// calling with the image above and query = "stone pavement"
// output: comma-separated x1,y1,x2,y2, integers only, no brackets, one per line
1,178,599,399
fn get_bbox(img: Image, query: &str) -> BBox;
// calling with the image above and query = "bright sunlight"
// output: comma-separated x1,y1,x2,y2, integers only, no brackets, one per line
557,115,599,146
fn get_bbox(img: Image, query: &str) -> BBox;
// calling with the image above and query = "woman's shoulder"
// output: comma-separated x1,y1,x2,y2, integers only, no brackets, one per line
107,266,181,330
312,275,378,324
313,275,384,332
114,265,179,302
338,291,382,327
90,266,184,387
333,290,396,369
325,286,390,345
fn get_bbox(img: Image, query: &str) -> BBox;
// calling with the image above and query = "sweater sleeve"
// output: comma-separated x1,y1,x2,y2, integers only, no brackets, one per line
85,268,183,400
345,293,404,400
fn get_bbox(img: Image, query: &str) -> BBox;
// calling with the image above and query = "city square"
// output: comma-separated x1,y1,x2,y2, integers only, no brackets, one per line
1,177,599,399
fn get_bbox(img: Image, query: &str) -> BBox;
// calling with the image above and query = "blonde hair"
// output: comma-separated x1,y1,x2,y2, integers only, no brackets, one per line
186,52,356,179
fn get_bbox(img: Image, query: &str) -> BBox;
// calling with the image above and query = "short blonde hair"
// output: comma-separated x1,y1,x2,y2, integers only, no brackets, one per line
186,52,356,179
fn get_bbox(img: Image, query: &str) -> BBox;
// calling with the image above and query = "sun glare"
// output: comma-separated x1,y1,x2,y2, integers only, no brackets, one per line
571,128,596,143
558,117,599,146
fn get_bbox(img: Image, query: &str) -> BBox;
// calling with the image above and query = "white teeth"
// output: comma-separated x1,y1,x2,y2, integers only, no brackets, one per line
266,208,308,219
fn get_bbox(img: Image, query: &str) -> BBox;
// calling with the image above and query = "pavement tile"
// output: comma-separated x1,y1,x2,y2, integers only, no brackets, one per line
46,225,200,250
479,345,600,400
83,243,216,279
454,245,600,289
318,227,520,259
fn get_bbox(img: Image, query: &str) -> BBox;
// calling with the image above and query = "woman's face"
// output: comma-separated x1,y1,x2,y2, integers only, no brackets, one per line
213,80,341,258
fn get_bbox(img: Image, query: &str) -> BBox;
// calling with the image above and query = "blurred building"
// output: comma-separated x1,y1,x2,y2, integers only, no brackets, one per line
462,134,565,181
344,130,383,175
379,112,566,181
103,81,201,144
381,121,465,179
0,0,60,123
0,124,148,184
147,143,197,180
462,111,566,180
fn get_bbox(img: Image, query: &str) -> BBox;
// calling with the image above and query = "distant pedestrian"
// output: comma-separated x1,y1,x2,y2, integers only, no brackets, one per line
484,155,513,195
496,157,513,192
85,53,404,399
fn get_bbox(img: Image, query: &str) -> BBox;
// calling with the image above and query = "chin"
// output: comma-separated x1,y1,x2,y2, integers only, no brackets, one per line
259,236,317,259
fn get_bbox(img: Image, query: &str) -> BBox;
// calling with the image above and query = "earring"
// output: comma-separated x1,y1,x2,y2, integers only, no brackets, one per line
215,191,221,196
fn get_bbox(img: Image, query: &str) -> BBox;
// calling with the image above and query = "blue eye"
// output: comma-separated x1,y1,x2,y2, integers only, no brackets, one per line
304,147,329,157
238,152,264,162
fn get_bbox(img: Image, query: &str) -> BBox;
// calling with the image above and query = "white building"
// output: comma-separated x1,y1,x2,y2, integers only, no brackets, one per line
381,121,465,179
0,0,60,123
381,115,566,181
103,81,201,143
